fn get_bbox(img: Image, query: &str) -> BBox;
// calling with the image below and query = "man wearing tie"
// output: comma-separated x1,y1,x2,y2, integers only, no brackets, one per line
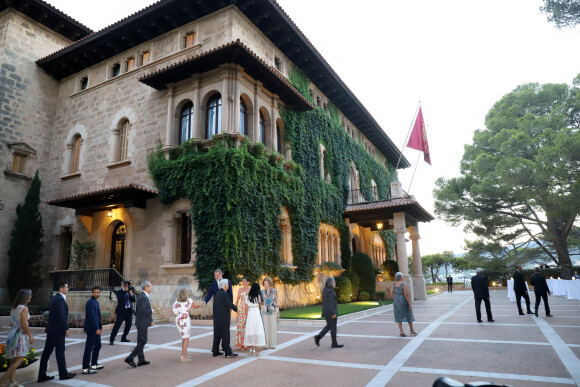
82,286,104,375
513,264,533,315
530,267,553,317
125,281,154,368
471,268,494,323
37,282,76,382
110,281,135,345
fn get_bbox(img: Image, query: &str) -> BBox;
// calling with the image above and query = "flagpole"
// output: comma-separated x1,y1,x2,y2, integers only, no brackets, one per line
407,142,423,194
395,101,421,172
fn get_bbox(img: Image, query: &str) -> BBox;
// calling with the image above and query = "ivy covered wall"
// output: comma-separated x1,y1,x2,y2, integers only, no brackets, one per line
148,67,397,292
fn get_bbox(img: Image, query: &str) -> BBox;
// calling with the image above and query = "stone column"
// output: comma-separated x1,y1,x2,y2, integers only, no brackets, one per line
318,230,322,265
192,79,202,139
253,83,261,142
270,96,277,150
165,87,175,147
393,212,414,301
221,74,229,134
409,225,426,300
233,67,240,134
329,233,335,264
335,235,341,265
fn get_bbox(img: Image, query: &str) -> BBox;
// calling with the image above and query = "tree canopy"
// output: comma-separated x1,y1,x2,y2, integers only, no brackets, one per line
540,0,580,28
434,77,580,279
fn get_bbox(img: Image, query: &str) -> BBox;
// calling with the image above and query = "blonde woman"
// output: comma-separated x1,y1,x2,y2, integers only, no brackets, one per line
172,288,201,362
261,277,279,349
1,289,34,387
234,277,250,350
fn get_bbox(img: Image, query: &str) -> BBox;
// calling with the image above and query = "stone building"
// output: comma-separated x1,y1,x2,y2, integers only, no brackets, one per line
0,0,433,315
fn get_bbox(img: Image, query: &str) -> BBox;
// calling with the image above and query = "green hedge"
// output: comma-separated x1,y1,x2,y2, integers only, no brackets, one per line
352,252,376,299
359,291,370,301
334,276,352,303
381,259,399,281
340,270,360,300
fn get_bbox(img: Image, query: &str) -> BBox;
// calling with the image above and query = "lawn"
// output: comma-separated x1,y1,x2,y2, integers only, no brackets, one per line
280,301,392,320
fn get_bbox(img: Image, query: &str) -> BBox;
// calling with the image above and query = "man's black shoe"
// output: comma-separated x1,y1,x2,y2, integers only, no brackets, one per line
225,353,238,358
82,369,97,375
331,344,344,348
60,373,76,380
90,364,104,370
137,360,150,366
535,310,539,317
527,311,533,314
546,314,554,317
125,358,137,368
314,336,320,347
488,319,495,322
121,338,131,342
213,351,224,357
37,375,55,383
477,320,483,323
518,312,525,315
109,341,114,345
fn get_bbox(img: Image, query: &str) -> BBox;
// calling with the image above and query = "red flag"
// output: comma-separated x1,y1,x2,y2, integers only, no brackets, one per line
406,107,431,165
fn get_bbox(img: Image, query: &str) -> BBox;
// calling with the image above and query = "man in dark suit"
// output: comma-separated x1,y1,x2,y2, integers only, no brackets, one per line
314,277,344,348
110,280,135,344
447,275,453,293
530,267,553,317
37,282,76,382
82,286,104,375
204,269,233,306
471,268,494,323
513,264,533,315
125,281,154,368
211,279,238,358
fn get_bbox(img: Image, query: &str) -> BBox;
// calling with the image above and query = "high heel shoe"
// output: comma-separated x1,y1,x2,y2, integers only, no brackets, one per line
249,348,254,356
400,333,407,337
410,331,418,336
180,355,192,363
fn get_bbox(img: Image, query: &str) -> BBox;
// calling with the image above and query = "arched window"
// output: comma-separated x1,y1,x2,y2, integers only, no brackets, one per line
240,98,247,136
276,122,282,153
70,135,82,173
206,94,222,138
179,102,194,144
118,120,130,162
259,111,265,144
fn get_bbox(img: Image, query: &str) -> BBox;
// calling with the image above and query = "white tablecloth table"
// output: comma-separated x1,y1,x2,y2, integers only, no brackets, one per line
564,281,580,300
507,279,529,303
541,279,580,300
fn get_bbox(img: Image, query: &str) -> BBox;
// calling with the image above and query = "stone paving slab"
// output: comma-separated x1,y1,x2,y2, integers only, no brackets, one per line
2,289,578,386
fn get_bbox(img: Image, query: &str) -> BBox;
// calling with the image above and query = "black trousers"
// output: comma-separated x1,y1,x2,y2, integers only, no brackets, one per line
448,283,453,293
82,331,102,369
474,297,493,321
128,325,148,362
110,309,132,342
534,291,551,315
317,316,338,345
38,333,68,378
515,291,532,313
212,322,233,355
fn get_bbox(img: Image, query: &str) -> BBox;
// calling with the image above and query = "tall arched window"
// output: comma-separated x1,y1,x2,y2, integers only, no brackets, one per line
179,102,194,144
206,94,222,138
118,120,130,161
259,111,265,144
70,135,82,173
240,98,247,136
276,122,282,153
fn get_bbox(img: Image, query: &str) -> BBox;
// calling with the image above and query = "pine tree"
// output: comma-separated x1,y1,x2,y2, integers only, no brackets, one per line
7,170,44,300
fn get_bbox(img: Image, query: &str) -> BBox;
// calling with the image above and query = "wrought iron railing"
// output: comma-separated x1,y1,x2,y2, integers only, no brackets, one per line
348,186,391,205
52,268,125,292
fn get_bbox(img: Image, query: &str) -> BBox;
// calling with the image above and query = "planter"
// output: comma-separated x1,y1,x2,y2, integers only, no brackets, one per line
11,359,40,384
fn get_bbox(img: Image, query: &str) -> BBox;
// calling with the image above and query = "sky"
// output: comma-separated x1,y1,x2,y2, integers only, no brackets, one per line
46,0,580,256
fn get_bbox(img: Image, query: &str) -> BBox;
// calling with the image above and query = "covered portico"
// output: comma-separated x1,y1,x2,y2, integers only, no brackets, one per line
343,181,434,300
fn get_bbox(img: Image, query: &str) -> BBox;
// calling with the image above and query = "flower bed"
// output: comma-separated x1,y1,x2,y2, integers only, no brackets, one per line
0,344,38,372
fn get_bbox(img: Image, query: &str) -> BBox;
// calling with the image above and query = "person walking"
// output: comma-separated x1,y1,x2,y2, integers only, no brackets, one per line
0,289,34,387
125,281,154,368
390,272,417,336
261,277,279,349
234,277,250,351
82,286,104,375
472,268,494,323
38,282,76,382
172,288,201,363
447,275,453,293
530,267,553,317
211,279,238,358
513,264,533,315
244,283,266,356
314,277,343,348
110,281,135,345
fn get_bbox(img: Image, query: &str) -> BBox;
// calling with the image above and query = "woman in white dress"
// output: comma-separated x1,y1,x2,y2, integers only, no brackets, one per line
243,283,266,356
172,288,201,363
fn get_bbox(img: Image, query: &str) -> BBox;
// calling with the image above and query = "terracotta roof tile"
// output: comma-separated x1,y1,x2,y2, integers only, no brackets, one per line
46,183,158,204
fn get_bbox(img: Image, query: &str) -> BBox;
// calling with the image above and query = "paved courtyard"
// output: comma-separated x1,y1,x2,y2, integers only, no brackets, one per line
3,289,580,386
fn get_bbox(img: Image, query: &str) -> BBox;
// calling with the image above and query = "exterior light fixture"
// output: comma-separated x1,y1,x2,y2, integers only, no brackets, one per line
377,222,383,230
107,210,113,217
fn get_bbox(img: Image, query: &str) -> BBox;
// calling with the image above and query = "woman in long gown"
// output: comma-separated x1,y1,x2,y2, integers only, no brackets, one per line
1,289,34,387
389,272,417,337
243,283,266,356
172,288,201,363
234,277,250,350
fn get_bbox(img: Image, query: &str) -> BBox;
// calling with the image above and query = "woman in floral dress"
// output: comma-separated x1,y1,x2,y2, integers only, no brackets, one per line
261,276,279,349
234,277,250,350
389,272,417,337
1,289,34,387
172,288,201,363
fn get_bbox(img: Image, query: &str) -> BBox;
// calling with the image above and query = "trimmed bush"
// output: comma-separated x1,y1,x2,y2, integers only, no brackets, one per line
352,252,376,299
340,270,360,300
334,276,352,304
381,259,399,281
359,291,370,301
320,261,343,275
375,291,385,300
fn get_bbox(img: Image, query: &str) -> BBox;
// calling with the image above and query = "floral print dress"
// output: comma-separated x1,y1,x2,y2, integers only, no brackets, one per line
234,288,249,349
173,298,193,339
5,304,29,358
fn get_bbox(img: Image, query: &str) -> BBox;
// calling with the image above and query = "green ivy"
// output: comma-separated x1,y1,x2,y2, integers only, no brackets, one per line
148,67,395,292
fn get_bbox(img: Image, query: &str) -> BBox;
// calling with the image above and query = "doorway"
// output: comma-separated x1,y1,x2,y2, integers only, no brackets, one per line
111,222,126,275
